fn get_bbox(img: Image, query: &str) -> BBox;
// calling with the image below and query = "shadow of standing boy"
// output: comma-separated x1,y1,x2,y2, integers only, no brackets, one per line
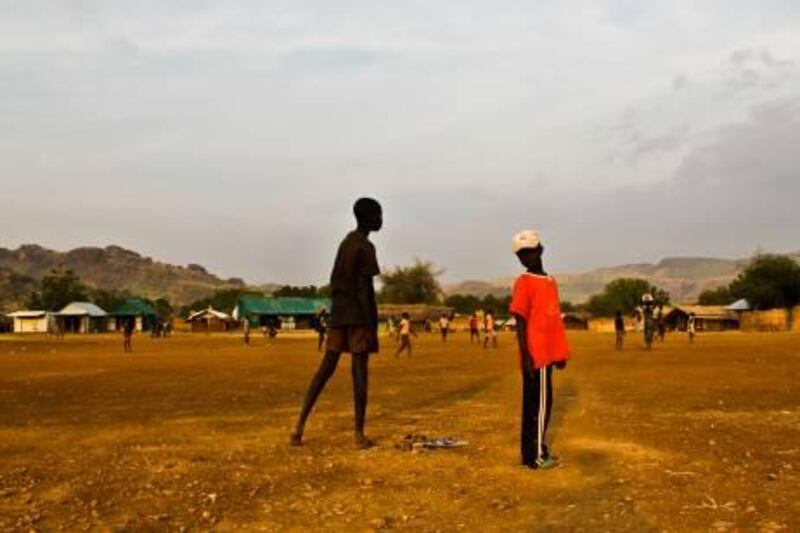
290,198,383,449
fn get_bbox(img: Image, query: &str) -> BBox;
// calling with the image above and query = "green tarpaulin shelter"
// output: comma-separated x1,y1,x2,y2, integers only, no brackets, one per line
110,299,158,331
234,296,330,328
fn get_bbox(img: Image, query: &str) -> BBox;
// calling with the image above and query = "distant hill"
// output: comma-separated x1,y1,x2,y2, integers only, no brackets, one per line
0,244,278,311
444,253,800,304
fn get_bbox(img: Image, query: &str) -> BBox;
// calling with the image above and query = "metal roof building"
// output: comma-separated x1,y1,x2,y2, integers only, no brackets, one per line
56,302,108,333
233,296,331,329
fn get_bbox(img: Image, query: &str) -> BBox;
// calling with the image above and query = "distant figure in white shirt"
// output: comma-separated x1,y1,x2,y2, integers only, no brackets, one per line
483,310,498,349
395,313,417,357
439,314,450,343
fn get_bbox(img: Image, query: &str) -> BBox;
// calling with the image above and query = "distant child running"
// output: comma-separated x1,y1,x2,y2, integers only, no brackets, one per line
123,320,134,353
291,198,383,449
509,230,570,470
483,310,497,349
395,312,416,357
439,314,450,342
614,311,625,350
243,319,251,346
469,313,481,344
687,313,696,343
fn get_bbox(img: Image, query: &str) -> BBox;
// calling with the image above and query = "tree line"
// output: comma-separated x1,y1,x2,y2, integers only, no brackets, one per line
697,254,800,311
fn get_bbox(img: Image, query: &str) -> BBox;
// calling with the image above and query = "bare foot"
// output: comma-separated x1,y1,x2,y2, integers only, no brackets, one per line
354,434,376,450
289,432,303,446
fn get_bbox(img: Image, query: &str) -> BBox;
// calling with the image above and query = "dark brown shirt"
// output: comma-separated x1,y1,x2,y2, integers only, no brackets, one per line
328,231,380,328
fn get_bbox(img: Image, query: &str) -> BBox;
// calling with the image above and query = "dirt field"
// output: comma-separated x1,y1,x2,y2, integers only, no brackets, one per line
0,330,798,532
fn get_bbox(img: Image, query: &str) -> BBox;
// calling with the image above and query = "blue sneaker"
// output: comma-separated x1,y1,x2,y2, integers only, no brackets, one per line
529,456,561,470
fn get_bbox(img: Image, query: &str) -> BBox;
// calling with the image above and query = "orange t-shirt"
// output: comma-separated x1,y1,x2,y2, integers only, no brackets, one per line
509,273,570,369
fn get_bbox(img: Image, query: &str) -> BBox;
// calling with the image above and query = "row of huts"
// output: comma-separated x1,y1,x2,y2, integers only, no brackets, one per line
6,300,159,334
7,295,790,334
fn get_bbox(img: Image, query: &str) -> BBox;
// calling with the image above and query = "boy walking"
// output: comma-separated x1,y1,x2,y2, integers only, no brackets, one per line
123,320,134,353
316,307,329,352
509,230,570,470
291,198,383,449
395,312,416,357
614,311,625,350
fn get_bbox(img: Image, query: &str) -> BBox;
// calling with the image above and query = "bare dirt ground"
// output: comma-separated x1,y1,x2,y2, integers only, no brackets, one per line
0,330,798,532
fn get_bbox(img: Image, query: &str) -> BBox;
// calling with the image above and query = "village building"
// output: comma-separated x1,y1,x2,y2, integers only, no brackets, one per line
109,299,158,332
56,302,108,333
7,311,55,334
186,307,235,333
663,305,740,332
233,296,331,330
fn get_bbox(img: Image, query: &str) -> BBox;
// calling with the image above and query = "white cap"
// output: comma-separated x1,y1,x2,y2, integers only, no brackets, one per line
512,229,542,254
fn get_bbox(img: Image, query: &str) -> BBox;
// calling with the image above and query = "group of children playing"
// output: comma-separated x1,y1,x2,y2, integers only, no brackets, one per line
614,307,697,350
385,309,499,357
290,198,570,470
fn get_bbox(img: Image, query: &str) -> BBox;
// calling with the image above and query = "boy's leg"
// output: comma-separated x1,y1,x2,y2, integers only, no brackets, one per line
542,365,554,459
521,370,536,465
394,338,404,357
351,352,373,448
533,365,551,465
291,351,342,444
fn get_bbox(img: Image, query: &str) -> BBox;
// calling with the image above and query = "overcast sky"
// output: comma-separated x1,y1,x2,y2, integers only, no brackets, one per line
1,1,799,284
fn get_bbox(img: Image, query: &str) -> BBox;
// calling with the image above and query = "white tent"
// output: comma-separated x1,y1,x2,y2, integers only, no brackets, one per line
7,311,54,333
726,299,751,311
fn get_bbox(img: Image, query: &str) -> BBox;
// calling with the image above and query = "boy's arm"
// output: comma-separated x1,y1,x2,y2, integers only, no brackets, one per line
514,313,535,378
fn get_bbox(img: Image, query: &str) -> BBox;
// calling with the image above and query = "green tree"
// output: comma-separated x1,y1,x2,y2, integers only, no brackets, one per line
587,278,670,317
91,288,133,312
28,270,89,311
728,255,800,311
481,294,512,317
379,260,443,304
698,286,733,306
272,285,330,298
152,298,174,320
444,294,483,315
560,301,577,313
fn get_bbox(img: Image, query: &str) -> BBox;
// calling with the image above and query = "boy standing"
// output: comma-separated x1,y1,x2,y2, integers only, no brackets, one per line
469,313,480,344
439,314,450,342
483,310,497,349
291,198,383,449
687,313,696,343
395,312,416,357
509,230,570,470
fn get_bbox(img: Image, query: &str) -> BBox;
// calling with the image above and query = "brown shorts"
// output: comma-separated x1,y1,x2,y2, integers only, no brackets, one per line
326,326,379,354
